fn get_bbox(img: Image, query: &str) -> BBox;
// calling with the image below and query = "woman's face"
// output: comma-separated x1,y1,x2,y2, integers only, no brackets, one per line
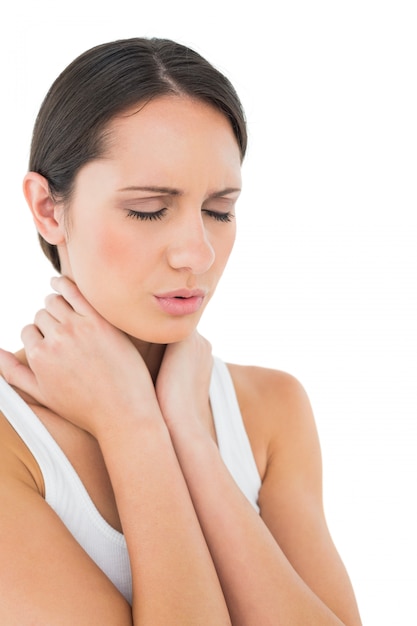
57,96,242,344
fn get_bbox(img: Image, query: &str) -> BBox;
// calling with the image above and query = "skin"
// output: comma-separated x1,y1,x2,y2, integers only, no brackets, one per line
0,95,362,625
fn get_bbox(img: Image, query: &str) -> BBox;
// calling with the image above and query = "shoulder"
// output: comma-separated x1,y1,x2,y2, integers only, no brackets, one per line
0,408,44,496
226,363,320,487
227,362,315,442
227,363,310,413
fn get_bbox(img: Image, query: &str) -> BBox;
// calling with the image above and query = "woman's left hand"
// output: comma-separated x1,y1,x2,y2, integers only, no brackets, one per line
155,331,214,437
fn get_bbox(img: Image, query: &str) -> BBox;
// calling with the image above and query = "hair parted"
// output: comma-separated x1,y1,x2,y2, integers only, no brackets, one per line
29,37,248,271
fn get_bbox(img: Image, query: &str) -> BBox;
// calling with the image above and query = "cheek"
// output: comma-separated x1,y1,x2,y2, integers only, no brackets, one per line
76,223,143,274
215,227,236,268
95,231,129,266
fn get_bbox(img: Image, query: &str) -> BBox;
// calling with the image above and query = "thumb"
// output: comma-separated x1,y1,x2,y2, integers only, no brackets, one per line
0,348,42,403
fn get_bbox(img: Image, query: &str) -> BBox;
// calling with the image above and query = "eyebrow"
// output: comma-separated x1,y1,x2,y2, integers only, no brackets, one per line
117,185,241,197
117,186,182,195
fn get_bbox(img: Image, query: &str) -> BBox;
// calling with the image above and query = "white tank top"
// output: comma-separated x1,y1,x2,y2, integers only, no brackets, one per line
0,357,261,604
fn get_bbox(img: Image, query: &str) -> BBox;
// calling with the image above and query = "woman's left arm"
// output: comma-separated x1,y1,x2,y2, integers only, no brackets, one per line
156,335,362,626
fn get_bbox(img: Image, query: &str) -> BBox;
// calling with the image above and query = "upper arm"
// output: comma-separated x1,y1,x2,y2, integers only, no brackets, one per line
230,366,362,626
256,371,336,576
0,412,132,625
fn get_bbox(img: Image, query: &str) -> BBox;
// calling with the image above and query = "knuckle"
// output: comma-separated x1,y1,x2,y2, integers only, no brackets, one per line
26,341,44,365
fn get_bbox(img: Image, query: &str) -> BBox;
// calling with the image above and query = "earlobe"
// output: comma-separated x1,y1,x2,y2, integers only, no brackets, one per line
23,172,66,245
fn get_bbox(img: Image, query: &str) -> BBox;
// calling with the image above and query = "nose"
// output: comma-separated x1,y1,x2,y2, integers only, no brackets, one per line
166,214,215,275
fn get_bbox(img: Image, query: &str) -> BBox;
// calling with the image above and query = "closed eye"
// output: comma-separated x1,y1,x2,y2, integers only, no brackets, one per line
127,208,168,221
203,210,234,223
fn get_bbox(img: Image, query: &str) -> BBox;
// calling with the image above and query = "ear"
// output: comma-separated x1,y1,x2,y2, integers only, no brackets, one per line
23,172,66,245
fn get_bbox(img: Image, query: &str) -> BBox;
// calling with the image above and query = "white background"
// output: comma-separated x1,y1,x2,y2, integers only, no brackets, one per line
0,1,416,623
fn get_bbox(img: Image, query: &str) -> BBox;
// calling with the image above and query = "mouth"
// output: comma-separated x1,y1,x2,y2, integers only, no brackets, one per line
154,289,207,316
156,289,207,299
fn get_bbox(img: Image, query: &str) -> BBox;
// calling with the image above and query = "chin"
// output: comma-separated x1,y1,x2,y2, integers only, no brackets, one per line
127,321,200,346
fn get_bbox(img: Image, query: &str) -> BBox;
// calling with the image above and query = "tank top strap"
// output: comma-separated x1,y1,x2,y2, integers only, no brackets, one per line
209,357,261,512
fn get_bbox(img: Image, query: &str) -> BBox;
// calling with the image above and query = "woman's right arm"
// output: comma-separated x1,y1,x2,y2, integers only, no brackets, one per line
0,278,231,625
0,411,133,625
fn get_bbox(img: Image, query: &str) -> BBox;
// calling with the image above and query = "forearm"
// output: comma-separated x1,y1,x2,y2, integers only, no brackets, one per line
168,427,356,626
98,414,231,625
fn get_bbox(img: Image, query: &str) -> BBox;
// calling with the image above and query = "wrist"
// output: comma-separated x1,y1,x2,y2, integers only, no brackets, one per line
168,419,216,452
93,400,166,444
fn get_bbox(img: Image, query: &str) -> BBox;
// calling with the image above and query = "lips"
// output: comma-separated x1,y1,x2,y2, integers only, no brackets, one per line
154,289,207,316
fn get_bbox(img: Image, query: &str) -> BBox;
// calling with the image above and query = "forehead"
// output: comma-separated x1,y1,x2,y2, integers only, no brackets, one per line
106,95,239,155
73,95,242,197
99,95,242,185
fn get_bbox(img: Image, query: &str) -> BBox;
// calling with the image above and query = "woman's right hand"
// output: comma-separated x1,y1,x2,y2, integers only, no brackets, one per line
0,276,157,438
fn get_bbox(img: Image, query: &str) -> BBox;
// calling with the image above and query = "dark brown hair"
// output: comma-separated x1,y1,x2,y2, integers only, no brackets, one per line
29,37,247,271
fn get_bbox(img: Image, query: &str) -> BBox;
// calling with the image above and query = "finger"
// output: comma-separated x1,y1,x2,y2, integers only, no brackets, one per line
51,276,94,317
33,309,60,338
21,323,46,351
44,293,75,322
0,348,20,377
0,348,42,403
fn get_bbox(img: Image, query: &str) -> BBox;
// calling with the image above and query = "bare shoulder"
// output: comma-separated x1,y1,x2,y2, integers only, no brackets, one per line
0,348,46,494
227,363,312,422
0,409,44,496
226,363,318,481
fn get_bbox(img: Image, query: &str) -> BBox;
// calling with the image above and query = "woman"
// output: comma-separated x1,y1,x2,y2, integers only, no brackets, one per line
0,38,362,625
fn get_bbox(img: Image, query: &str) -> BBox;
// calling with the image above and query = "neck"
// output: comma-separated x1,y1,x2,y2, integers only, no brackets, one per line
128,337,167,384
